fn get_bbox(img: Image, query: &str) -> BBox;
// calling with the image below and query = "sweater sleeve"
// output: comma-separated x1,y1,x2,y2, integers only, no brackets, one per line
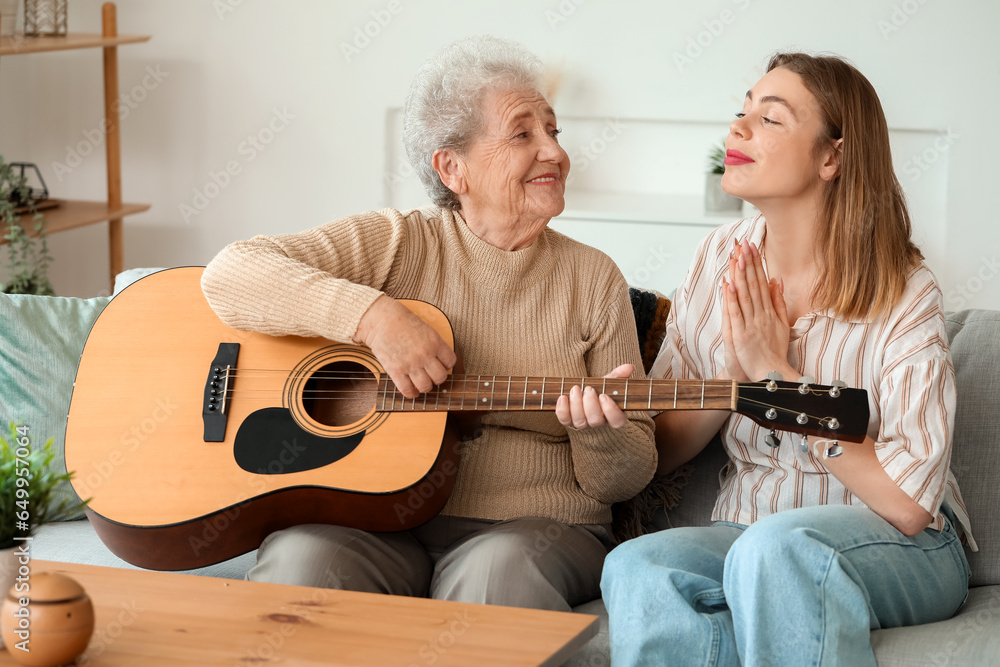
565,260,658,504
201,208,413,343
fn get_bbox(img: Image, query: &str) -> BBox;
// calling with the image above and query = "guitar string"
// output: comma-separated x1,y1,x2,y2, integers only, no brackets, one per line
221,369,852,395
219,388,831,409
209,369,851,419
199,395,844,430
214,388,843,420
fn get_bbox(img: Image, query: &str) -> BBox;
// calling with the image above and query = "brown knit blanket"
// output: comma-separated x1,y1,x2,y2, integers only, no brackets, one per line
611,288,693,543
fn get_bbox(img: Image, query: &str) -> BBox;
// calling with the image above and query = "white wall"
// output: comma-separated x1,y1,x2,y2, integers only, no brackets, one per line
1,0,997,311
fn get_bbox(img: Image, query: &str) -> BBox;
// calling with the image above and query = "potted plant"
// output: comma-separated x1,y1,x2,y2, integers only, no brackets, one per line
0,422,85,625
1,156,54,295
703,139,744,214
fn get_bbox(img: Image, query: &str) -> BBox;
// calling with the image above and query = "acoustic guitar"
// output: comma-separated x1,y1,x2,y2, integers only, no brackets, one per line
65,267,869,570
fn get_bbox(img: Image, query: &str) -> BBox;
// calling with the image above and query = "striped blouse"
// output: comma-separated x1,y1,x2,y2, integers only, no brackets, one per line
651,216,976,549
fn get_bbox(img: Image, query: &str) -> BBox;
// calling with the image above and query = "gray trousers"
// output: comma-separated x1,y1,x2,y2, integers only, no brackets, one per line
246,515,614,611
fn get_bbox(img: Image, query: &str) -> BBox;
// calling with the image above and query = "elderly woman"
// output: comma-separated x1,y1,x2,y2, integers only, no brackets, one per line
201,36,656,611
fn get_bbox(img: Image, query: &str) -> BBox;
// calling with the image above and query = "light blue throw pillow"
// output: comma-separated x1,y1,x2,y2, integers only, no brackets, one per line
0,293,110,520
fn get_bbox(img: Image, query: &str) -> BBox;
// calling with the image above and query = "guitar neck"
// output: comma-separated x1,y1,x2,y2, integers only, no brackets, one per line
376,376,736,413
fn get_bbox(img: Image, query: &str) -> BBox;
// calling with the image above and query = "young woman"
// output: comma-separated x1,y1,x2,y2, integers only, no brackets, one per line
601,53,976,666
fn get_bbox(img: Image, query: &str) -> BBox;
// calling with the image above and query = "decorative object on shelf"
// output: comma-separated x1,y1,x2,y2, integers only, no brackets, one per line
704,138,744,214
23,0,66,36
6,162,52,212
0,0,18,36
1,572,95,665
0,157,54,295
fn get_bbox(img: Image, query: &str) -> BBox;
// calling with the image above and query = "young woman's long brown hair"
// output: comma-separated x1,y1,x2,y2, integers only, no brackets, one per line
768,53,923,320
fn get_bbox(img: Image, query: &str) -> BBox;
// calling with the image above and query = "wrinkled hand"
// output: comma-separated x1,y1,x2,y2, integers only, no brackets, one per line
723,239,792,381
354,295,457,398
555,363,633,430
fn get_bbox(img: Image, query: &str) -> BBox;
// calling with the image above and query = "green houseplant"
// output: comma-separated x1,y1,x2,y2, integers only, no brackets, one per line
0,422,84,550
703,138,743,214
706,139,727,176
0,156,54,295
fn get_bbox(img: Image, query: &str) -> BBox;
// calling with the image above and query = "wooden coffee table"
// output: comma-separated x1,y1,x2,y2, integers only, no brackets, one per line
0,560,598,666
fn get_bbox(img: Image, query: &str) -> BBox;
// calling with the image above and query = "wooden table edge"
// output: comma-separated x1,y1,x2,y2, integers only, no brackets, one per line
5,560,602,666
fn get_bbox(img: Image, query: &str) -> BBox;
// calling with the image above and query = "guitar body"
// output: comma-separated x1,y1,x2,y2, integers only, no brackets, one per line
66,267,458,571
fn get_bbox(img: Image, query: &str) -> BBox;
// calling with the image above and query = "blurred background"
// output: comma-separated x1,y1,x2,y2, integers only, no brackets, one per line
1,0,996,310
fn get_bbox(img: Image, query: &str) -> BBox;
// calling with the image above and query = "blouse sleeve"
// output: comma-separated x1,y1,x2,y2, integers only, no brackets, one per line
872,279,957,516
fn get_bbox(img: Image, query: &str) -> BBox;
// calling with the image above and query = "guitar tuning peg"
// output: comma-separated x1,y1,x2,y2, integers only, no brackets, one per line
765,429,781,448
798,375,815,394
825,442,843,458
799,434,809,453
828,380,847,398
765,371,782,392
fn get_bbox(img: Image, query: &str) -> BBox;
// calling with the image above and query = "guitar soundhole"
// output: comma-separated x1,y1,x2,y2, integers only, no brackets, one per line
302,361,377,427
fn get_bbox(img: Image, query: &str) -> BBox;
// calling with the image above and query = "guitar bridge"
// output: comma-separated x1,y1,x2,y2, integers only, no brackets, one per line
203,343,240,442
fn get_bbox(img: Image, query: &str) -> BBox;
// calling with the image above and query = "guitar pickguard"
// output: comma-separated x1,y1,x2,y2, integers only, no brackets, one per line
233,407,365,475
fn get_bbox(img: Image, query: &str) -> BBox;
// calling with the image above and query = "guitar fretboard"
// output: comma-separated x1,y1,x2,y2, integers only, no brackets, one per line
376,376,736,413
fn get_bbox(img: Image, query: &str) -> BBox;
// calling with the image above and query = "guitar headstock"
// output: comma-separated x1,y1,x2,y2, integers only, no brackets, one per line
735,378,869,443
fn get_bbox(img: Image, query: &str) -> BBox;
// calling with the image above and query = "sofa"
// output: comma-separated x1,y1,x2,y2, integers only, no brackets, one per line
5,270,1000,665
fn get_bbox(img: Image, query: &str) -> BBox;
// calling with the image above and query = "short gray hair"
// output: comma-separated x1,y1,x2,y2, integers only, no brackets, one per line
402,36,545,210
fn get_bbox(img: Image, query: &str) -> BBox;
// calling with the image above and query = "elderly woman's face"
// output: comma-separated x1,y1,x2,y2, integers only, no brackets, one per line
454,88,570,248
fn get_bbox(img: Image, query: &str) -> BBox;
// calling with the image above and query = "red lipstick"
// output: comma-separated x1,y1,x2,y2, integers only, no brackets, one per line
724,149,755,166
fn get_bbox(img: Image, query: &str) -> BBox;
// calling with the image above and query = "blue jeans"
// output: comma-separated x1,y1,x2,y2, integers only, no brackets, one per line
601,505,970,666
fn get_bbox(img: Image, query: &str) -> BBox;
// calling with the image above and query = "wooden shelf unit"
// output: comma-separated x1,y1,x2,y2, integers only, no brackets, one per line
2,199,151,236
0,31,149,55
0,3,151,291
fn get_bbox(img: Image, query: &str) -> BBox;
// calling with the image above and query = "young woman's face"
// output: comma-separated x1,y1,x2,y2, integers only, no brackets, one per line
722,67,836,206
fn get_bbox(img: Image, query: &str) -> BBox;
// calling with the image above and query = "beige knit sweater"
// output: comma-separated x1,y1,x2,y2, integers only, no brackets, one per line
201,206,657,525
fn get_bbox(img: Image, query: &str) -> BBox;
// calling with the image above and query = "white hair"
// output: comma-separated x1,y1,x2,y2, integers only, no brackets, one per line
402,36,545,210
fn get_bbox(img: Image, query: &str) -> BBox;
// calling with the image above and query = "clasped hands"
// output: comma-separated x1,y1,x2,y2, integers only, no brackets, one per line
355,295,630,431
721,238,795,382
